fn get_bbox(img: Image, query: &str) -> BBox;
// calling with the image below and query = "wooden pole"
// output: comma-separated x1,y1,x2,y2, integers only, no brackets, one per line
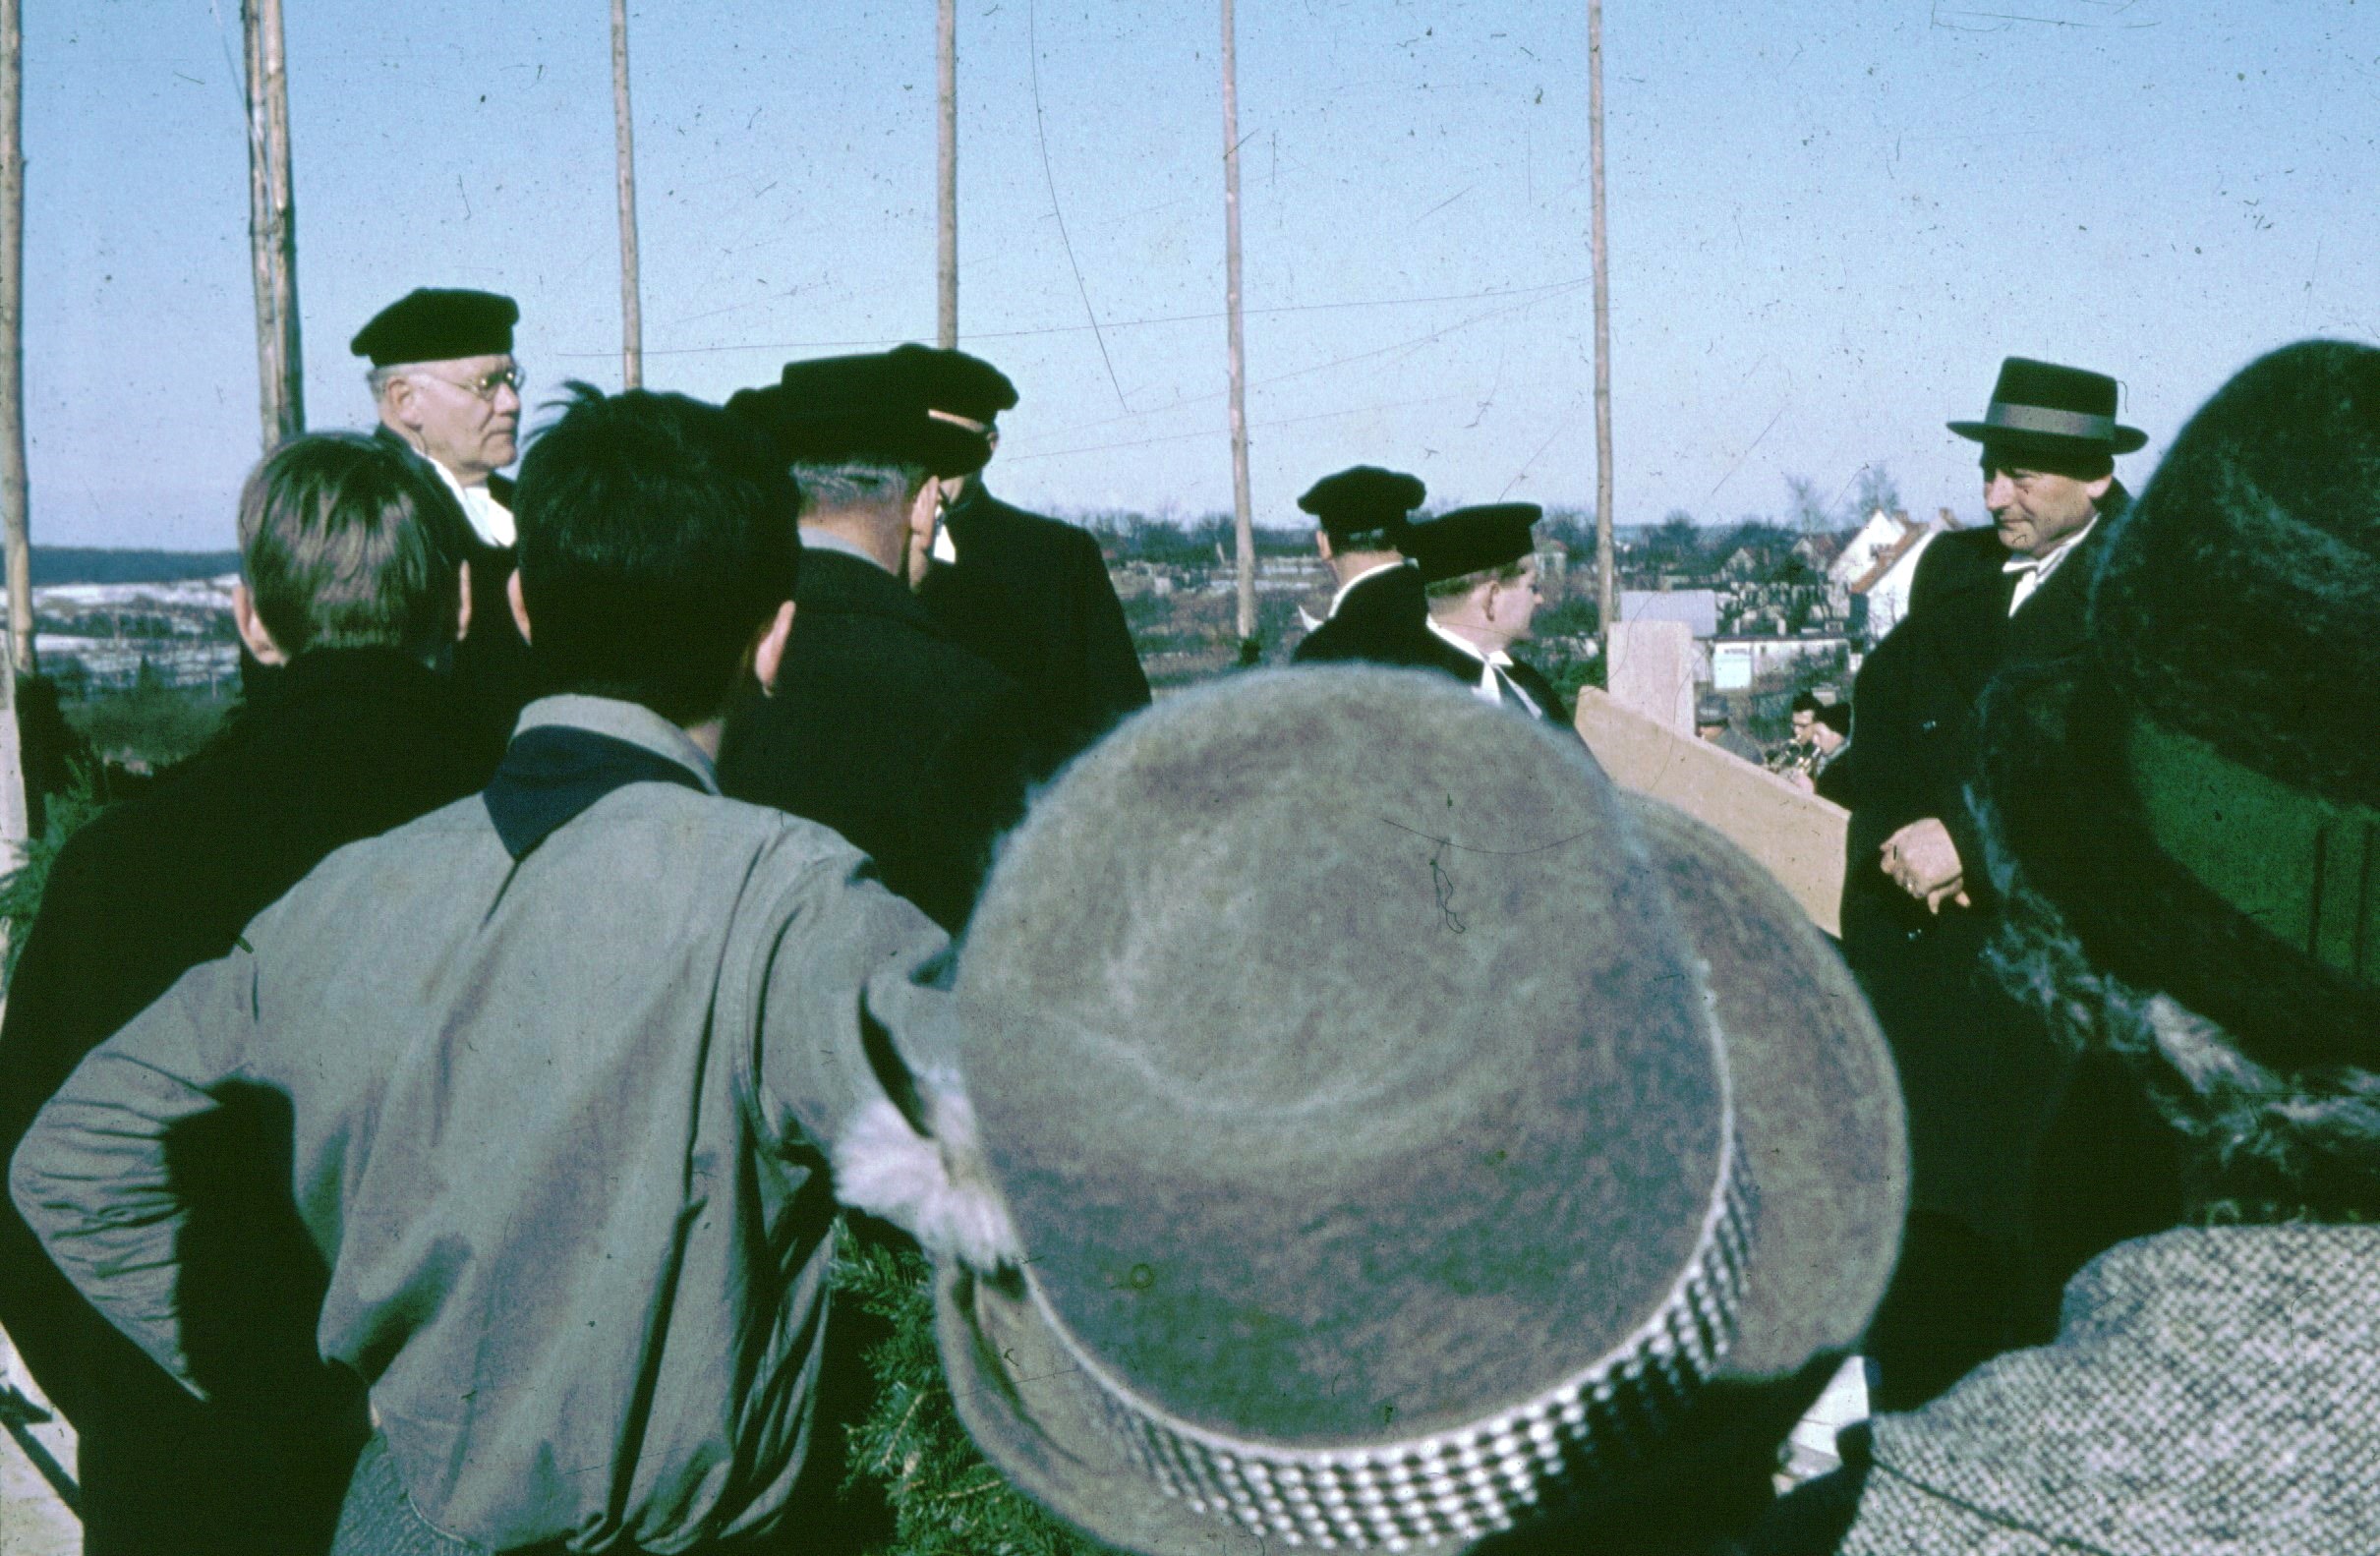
936,0,958,349
610,0,643,387
243,0,302,449
0,0,30,677
1221,0,1255,650
1589,0,1616,667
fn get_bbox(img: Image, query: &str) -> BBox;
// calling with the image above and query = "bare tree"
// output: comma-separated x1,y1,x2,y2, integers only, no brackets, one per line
1220,0,1254,650
611,0,643,387
242,0,302,448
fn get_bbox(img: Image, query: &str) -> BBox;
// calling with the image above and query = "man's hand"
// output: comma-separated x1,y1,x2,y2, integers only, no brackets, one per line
1881,818,1971,913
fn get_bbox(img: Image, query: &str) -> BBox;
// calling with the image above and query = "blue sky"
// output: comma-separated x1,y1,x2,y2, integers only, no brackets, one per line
23,0,2379,548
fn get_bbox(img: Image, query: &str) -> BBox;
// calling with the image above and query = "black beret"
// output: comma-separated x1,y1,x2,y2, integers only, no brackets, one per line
351,288,518,366
889,342,1019,422
728,353,991,478
1403,503,1542,584
1297,465,1425,543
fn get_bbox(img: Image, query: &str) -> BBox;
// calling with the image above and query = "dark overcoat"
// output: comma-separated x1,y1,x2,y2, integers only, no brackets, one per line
1842,489,2180,1406
718,549,1057,933
1502,655,1574,729
916,484,1151,759
1293,564,1479,683
0,649,497,1555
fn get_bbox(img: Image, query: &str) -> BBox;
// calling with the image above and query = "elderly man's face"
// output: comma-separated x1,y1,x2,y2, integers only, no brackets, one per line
1981,449,2112,558
388,354,522,484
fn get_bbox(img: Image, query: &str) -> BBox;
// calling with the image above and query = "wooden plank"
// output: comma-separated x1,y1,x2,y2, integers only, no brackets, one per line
1574,685,1847,936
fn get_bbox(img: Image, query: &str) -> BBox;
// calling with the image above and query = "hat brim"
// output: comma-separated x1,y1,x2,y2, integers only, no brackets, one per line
1946,419,2149,457
934,795,1907,1554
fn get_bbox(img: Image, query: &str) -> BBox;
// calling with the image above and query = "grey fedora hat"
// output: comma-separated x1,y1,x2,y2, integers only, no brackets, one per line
937,668,1905,1552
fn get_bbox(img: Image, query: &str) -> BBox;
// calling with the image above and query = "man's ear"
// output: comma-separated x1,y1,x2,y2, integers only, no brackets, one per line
507,568,533,645
751,601,798,694
2083,471,2117,505
1314,531,1336,562
231,582,287,665
454,558,474,642
381,375,423,435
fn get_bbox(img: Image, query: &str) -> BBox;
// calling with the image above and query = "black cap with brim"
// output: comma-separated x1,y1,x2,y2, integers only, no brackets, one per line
350,287,518,365
1300,465,1426,545
889,342,1019,422
935,669,1906,1555
729,354,991,477
1946,355,2147,460
1405,503,1542,584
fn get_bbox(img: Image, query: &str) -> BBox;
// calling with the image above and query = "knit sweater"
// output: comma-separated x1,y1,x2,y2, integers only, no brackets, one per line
1837,1225,2380,1554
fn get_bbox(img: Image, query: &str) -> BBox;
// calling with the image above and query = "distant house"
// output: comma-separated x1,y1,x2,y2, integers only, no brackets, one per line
1829,508,1958,644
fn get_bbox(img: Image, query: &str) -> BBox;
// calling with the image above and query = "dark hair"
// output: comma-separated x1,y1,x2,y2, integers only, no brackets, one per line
238,432,463,659
1789,691,1825,717
512,384,800,723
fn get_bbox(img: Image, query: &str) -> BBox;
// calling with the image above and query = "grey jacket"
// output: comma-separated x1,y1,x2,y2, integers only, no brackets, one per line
1839,1225,2380,1554
10,695,962,1552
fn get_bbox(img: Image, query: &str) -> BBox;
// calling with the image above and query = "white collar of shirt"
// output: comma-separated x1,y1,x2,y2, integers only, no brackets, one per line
1425,617,1538,713
2002,513,2098,616
797,525,895,574
929,512,959,564
428,457,515,548
1327,557,1412,617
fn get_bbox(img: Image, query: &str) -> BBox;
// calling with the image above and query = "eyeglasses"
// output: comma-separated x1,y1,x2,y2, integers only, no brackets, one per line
414,365,526,402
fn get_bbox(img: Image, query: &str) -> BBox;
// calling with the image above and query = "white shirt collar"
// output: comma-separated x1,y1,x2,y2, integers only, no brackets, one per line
1327,557,1412,617
427,457,514,548
1424,617,1536,712
2003,512,2098,614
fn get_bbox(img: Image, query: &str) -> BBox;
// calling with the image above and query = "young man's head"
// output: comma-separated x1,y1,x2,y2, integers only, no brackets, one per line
510,385,800,727
1790,691,1850,751
233,432,469,666
1298,466,1425,584
1406,503,1545,654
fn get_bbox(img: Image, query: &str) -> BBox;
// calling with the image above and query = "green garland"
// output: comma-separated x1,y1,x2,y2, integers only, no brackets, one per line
833,1229,1099,1556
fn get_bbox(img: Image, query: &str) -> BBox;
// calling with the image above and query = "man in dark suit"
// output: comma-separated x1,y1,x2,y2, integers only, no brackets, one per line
890,344,1150,760
355,286,534,734
1845,357,2178,1407
1291,465,1475,680
1400,502,1575,727
718,354,1056,932
0,433,497,1555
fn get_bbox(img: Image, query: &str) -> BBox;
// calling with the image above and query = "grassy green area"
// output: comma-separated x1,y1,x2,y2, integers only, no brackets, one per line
62,676,239,772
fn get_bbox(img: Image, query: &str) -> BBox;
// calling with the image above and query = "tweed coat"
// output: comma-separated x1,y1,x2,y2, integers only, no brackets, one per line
1842,489,2181,1408
0,649,496,1556
719,547,1058,932
916,483,1151,758
1763,1226,2380,1555
1293,562,1480,682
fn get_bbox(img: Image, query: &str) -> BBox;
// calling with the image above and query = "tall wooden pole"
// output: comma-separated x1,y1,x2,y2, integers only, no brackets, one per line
610,0,643,387
243,0,302,449
936,0,958,348
1221,0,1255,649
1589,0,1616,666
0,0,30,677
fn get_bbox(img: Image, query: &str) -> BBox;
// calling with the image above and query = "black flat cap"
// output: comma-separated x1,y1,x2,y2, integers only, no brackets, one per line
889,343,1019,423
1298,465,1425,544
727,353,991,478
350,288,518,366
1404,502,1542,584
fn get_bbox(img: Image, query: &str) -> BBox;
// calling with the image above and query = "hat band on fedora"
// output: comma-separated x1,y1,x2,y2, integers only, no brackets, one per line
1028,1124,1757,1549
1978,402,2119,443
2128,713,2380,990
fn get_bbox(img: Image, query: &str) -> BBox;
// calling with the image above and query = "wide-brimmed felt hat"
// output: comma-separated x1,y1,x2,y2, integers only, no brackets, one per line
1404,503,1542,585
350,287,518,366
1975,337,2380,1076
725,352,990,478
936,668,1906,1552
1300,465,1426,546
1947,356,2148,462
